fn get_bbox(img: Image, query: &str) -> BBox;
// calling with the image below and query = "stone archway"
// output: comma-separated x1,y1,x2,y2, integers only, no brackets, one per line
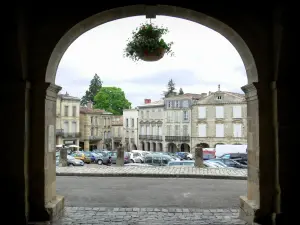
140,142,145,151
199,143,210,148
180,143,190,152
168,143,177,153
152,142,156,152
214,143,225,148
131,144,137,150
42,5,269,224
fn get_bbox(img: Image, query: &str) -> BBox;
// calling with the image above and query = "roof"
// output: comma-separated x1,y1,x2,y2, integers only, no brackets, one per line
80,107,112,115
138,99,164,108
165,93,204,100
58,92,80,101
195,91,246,105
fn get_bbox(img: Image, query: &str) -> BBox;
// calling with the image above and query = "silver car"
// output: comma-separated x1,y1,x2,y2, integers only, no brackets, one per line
67,155,84,166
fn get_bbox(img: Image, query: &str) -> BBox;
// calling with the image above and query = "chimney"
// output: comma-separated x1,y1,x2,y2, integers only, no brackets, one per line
87,101,93,109
144,99,151,104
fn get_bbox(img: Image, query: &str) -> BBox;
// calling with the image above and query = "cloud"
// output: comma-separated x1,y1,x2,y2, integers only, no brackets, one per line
56,15,247,107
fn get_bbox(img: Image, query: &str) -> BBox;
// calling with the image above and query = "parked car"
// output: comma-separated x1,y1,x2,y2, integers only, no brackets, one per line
208,158,247,169
108,151,131,164
219,153,247,165
144,154,175,166
67,155,84,166
71,152,91,164
130,150,150,163
167,160,195,167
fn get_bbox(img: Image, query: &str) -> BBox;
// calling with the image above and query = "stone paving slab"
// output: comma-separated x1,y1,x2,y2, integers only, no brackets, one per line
52,207,246,225
56,166,247,180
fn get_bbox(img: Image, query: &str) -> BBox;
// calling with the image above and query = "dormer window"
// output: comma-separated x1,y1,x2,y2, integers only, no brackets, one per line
217,96,222,100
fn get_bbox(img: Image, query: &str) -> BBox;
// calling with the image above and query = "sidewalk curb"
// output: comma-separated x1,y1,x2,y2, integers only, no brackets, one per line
56,172,247,180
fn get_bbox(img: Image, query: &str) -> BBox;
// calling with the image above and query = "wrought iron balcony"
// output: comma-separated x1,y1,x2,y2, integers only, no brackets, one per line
56,129,64,136
139,135,147,140
151,135,163,141
165,136,190,142
113,136,122,141
89,136,102,141
62,132,81,138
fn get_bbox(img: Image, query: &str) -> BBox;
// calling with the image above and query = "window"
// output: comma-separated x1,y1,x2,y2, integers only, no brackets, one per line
158,126,162,136
198,124,207,137
126,118,129,127
145,157,152,164
175,125,180,136
233,105,242,118
146,111,149,118
175,100,179,108
131,118,134,127
183,125,188,136
91,116,93,124
198,106,206,119
215,106,224,118
217,96,222,100
183,111,189,121
72,106,76,117
146,125,150,135
233,123,242,137
140,125,145,135
167,101,172,108
72,122,76,133
167,125,171,136
152,156,161,164
141,111,144,119
215,124,224,137
64,106,68,116
182,100,188,108
63,121,68,133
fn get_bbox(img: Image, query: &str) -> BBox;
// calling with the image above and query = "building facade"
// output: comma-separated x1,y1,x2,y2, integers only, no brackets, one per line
191,86,247,150
79,102,113,150
123,109,139,151
138,99,164,151
163,93,204,153
56,92,81,147
111,115,123,150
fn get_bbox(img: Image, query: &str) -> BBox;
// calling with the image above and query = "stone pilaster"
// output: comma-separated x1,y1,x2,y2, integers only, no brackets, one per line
29,82,64,222
239,82,277,224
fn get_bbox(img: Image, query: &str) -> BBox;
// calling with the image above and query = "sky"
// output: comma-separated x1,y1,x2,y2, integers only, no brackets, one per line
56,16,247,107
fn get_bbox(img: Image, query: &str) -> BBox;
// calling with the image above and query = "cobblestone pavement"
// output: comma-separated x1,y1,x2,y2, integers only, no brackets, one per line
53,207,246,225
56,166,247,180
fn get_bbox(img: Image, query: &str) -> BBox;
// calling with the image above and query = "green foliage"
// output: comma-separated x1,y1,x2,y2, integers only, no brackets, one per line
179,88,184,95
80,74,103,106
163,79,177,98
94,87,132,115
124,23,174,62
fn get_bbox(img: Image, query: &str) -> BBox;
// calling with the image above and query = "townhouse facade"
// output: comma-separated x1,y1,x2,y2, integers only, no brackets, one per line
163,93,204,153
122,109,139,151
56,92,81,147
111,115,123,149
137,86,247,155
79,102,113,150
138,99,164,151
191,86,247,150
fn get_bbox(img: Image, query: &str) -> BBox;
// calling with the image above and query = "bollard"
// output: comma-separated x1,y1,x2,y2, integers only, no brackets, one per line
195,146,204,167
116,144,124,166
59,148,68,167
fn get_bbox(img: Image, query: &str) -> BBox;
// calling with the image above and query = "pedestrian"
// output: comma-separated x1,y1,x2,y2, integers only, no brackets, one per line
107,156,112,166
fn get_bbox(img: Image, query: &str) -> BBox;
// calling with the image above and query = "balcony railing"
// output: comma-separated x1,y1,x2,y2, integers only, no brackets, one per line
165,136,190,142
62,132,81,138
139,135,163,141
89,136,102,141
56,129,64,136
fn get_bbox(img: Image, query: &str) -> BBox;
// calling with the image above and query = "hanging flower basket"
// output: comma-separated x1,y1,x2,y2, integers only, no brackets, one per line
124,23,174,62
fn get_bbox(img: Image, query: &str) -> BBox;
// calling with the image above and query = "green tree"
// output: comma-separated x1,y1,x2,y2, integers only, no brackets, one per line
178,88,184,95
80,74,103,106
163,79,176,97
94,87,132,115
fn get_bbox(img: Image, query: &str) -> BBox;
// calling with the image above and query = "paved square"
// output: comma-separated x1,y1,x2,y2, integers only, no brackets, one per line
56,166,247,180
53,207,246,225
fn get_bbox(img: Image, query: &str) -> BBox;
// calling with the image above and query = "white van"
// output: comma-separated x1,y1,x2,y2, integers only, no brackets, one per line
215,144,247,157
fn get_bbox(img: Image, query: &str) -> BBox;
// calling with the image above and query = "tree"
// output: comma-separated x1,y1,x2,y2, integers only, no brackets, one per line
178,88,184,95
80,74,103,106
94,87,132,115
163,79,176,97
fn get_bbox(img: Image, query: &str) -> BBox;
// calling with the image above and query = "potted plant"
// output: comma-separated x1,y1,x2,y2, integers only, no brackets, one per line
124,23,174,62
